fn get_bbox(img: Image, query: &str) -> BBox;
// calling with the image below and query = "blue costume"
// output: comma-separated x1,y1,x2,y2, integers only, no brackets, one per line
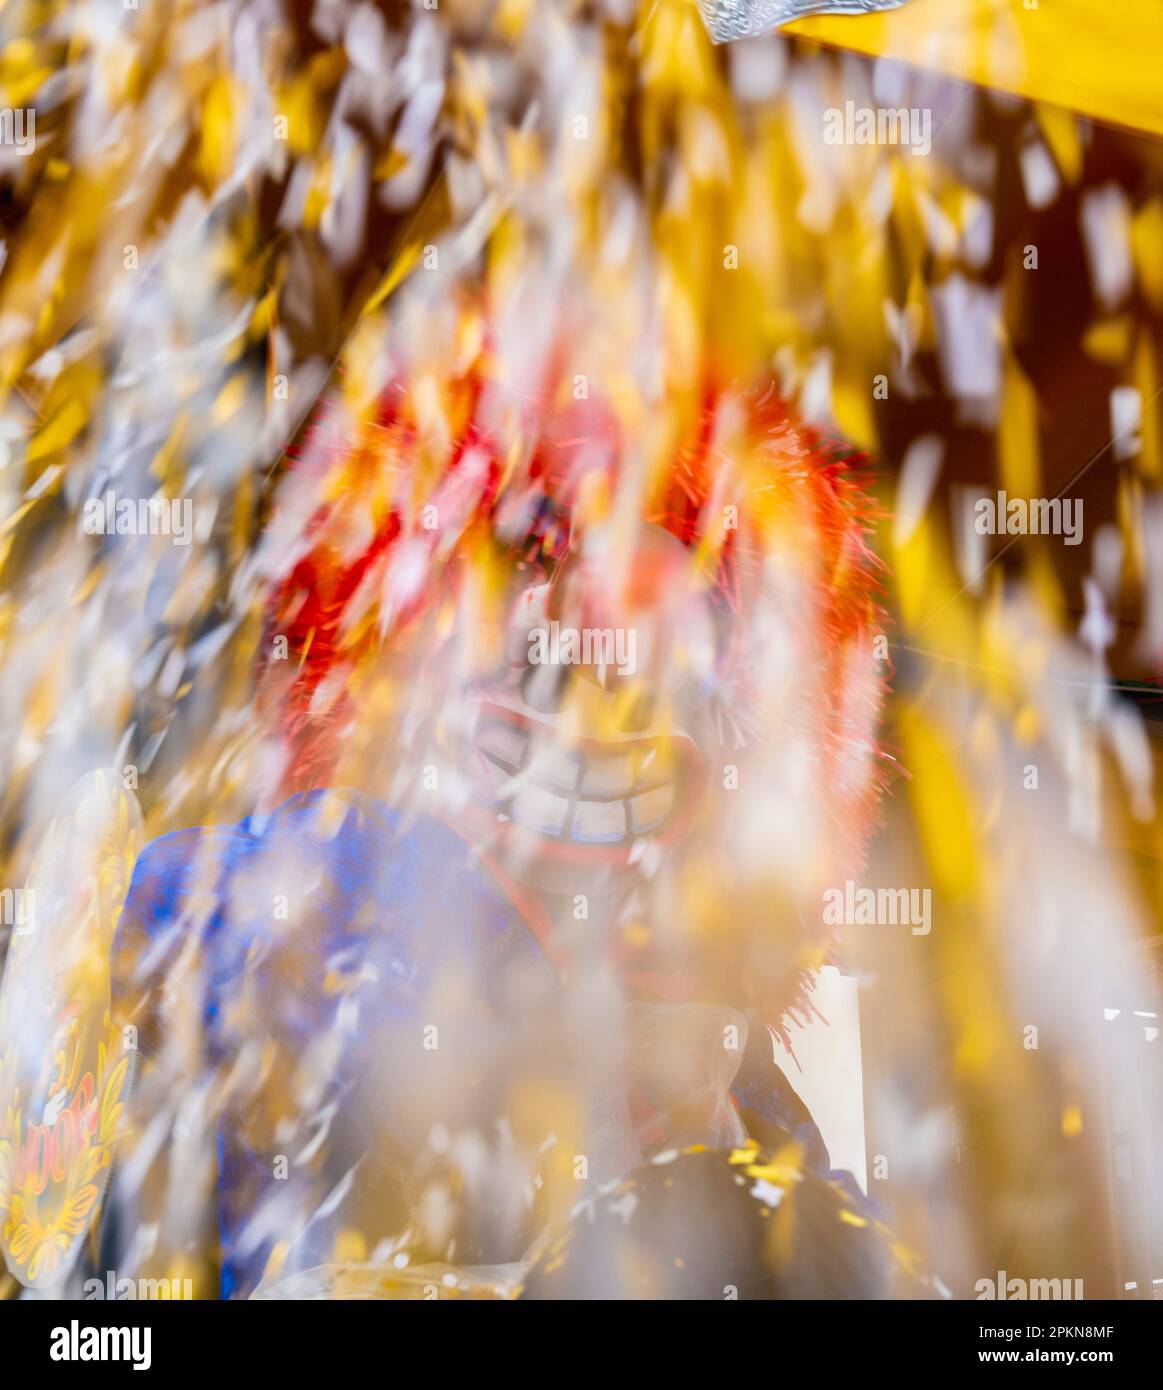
114,788,846,1296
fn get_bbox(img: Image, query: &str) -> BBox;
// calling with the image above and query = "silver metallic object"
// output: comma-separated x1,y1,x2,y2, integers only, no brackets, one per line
697,0,909,44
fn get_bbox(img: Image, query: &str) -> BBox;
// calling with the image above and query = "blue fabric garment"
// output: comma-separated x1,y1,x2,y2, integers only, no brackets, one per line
113,788,842,1294
117,791,548,1044
115,790,558,1294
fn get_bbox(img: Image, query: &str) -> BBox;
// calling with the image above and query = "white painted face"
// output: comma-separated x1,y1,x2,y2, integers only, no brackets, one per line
461,526,720,894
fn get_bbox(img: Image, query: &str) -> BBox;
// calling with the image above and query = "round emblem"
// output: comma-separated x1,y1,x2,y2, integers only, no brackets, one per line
0,769,144,1288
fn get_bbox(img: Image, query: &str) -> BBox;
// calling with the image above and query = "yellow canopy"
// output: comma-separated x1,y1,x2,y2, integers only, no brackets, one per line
788,0,1163,139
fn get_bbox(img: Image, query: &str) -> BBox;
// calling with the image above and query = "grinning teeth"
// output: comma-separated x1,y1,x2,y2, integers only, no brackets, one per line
477,722,528,770
571,798,627,843
579,752,635,798
510,785,569,834
628,785,674,833
524,741,580,792
473,726,678,844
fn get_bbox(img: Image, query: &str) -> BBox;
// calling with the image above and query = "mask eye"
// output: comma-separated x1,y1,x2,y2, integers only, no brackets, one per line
522,662,570,714
618,687,656,734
